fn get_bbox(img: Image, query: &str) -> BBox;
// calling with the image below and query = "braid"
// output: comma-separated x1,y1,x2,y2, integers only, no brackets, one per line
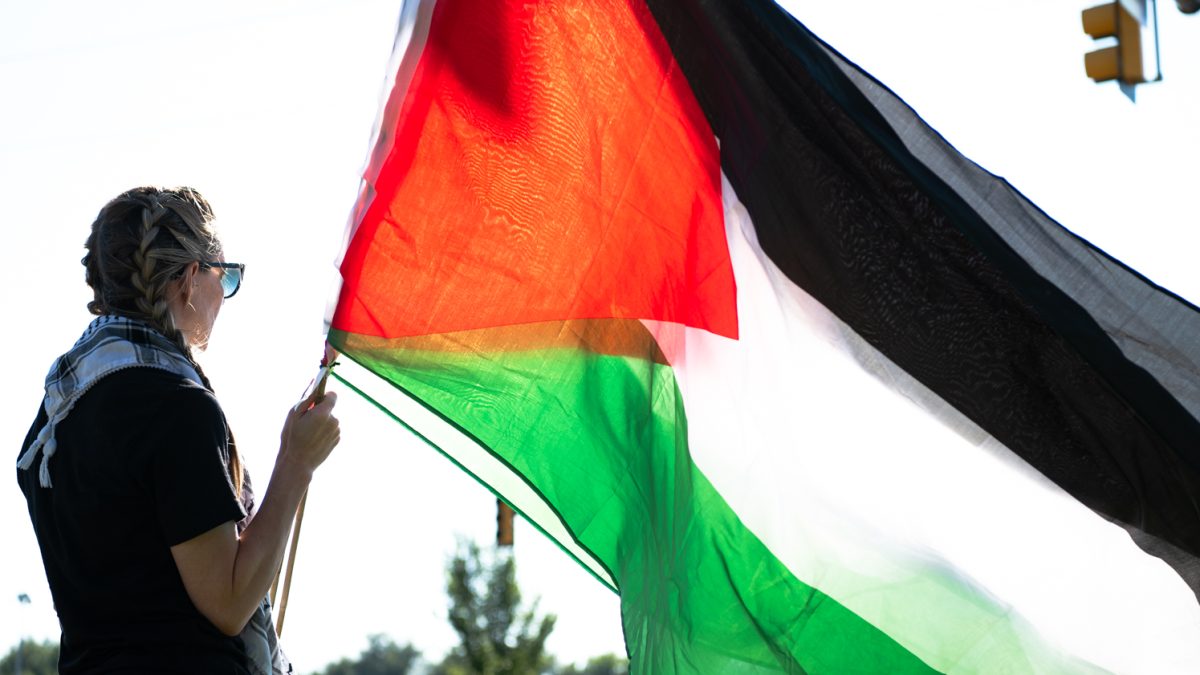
130,200,177,335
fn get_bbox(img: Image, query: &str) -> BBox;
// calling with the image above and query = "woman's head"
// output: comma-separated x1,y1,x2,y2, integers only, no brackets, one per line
84,186,245,495
83,186,225,351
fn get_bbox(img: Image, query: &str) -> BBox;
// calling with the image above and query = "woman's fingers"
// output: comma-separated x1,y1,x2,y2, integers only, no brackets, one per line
308,390,337,414
279,390,341,472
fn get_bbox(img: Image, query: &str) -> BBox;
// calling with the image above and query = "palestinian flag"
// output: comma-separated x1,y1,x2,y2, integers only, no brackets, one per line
327,0,1200,672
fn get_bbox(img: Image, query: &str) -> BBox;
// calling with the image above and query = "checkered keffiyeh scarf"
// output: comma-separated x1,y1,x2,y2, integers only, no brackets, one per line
17,315,202,488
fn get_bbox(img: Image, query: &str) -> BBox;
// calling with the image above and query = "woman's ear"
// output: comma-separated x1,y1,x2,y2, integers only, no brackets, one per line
174,261,201,305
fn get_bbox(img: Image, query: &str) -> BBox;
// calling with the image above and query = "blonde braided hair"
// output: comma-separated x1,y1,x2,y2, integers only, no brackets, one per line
130,198,177,336
83,186,244,496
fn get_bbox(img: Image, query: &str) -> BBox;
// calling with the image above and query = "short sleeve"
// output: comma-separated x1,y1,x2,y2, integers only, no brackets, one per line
150,386,248,546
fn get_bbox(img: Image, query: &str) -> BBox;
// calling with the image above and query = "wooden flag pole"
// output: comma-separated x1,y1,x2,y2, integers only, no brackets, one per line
274,346,337,637
275,488,308,636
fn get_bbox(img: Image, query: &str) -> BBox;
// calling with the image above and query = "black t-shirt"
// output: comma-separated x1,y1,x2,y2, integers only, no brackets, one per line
17,368,252,674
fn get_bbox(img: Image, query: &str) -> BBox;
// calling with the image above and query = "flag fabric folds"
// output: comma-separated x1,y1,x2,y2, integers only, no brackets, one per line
328,0,1200,672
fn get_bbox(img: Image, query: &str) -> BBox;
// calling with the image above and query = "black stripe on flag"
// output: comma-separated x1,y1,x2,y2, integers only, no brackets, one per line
643,0,1200,594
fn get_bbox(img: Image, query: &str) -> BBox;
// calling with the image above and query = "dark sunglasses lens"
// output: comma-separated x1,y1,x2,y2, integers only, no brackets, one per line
222,267,242,298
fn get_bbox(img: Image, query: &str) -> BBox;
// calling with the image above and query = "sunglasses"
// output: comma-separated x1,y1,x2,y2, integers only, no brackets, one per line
198,261,246,299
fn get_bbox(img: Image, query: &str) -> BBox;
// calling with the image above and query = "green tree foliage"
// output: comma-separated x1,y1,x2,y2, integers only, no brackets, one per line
433,542,556,675
315,634,421,675
0,639,59,675
309,540,622,675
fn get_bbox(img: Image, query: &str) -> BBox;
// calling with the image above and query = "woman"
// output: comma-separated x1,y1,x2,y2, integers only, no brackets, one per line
16,186,340,674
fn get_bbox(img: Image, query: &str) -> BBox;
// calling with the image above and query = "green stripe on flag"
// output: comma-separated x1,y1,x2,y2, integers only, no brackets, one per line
329,325,936,674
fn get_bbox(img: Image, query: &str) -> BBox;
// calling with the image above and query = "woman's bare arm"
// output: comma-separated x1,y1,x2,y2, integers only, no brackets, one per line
170,392,340,636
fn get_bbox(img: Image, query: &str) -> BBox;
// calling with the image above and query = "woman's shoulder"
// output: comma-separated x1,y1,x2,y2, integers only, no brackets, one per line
96,366,215,399
82,367,223,424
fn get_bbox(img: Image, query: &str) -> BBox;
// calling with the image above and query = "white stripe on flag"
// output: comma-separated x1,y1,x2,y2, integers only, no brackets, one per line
332,355,617,590
660,173,1200,674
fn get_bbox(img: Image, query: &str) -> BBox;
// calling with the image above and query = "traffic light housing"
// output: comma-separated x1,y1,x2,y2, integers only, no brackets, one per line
1082,0,1160,84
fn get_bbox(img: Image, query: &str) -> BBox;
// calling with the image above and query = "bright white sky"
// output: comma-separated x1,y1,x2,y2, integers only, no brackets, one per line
1,0,1196,671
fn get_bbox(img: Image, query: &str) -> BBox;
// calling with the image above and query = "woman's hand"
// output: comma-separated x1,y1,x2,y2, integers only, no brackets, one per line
278,391,341,477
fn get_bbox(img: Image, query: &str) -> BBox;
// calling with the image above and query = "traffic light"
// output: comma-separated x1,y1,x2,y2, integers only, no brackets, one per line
1082,0,1161,85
